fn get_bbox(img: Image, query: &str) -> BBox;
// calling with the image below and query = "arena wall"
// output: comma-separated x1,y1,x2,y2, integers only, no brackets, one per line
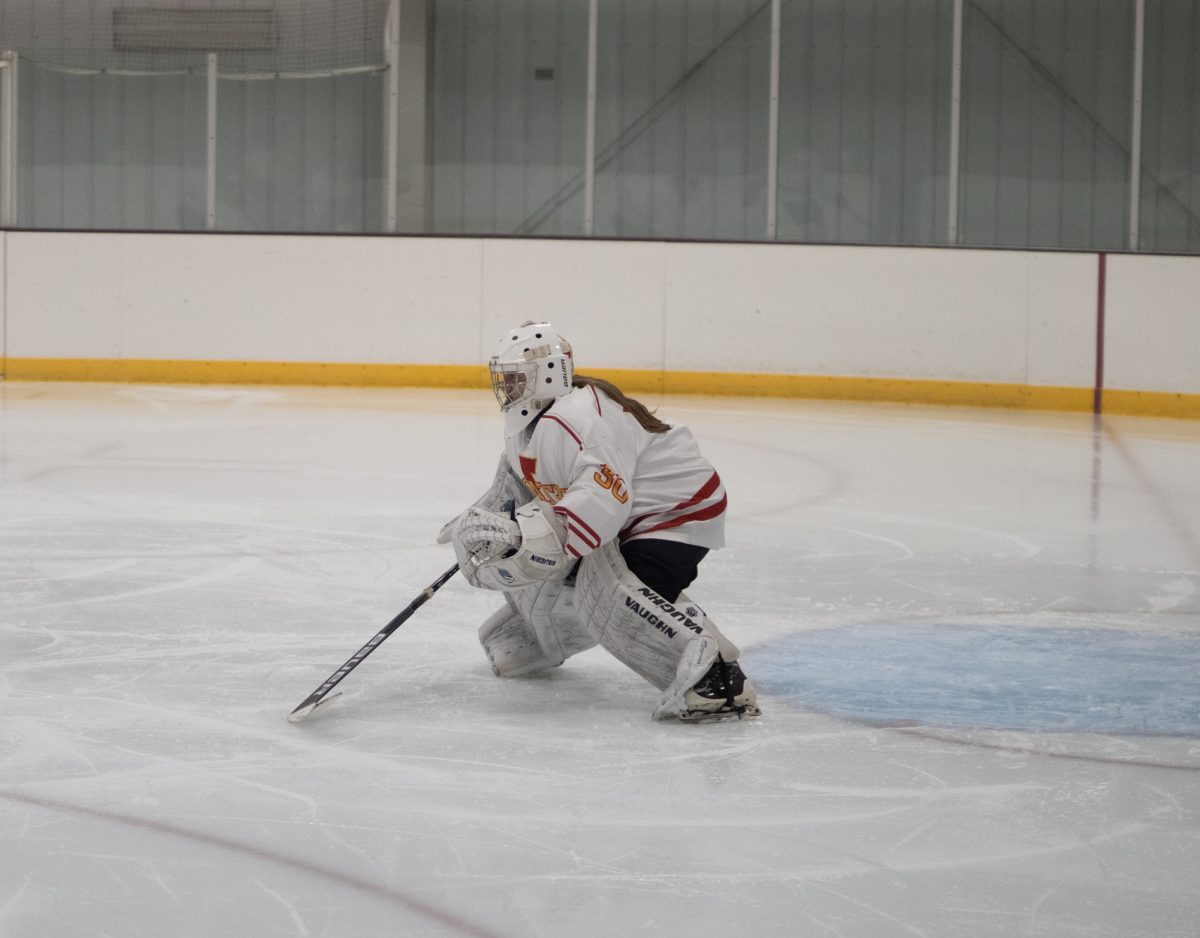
1,230,1196,418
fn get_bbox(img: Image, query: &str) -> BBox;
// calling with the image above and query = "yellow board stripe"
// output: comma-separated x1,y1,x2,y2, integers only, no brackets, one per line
589,368,1095,412
3,357,1198,420
2,358,490,389
1099,389,1200,420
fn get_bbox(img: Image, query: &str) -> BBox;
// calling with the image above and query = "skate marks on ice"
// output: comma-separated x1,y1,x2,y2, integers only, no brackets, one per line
4,385,1200,937
0,787,505,938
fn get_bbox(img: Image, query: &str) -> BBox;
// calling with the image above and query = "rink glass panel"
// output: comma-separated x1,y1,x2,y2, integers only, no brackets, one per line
590,0,770,241
16,62,382,233
19,66,208,231
957,0,1133,251
1139,0,1200,254
0,0,1196,252
775,0,952,246
216,73,383,234
428,0,589,236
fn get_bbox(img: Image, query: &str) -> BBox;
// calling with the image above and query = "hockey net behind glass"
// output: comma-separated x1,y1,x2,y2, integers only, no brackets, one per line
0,0,391,78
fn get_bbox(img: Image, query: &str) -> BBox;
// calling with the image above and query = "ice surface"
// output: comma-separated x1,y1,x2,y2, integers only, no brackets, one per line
2,382,1199,937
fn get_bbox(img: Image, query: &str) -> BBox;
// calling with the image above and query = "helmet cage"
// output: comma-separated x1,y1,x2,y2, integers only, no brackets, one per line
489,359,539,408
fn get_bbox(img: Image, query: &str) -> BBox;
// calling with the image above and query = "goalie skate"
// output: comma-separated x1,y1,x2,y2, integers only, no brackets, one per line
679,658,762,722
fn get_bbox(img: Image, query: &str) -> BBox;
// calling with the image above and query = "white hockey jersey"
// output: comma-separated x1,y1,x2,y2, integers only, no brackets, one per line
504,384,727,560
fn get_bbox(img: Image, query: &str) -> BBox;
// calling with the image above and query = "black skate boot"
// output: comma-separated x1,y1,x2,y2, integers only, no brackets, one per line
680,657,762,722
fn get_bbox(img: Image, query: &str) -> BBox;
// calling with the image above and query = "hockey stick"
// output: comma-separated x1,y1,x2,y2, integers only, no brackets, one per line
287,563,460,723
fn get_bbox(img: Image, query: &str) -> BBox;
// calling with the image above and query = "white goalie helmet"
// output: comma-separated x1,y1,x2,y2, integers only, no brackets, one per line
489,321,574,435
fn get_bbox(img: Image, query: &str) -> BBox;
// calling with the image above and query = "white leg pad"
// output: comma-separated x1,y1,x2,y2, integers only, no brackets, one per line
478,606,560,677
478,576,596,677
652,635,718,720
575,542,741,692
676,590,742,663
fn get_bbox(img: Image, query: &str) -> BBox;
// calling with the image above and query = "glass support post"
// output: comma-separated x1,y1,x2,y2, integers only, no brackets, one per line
1128,0,1145,251
948,0,963,245
206,53,218,230
583,0,598,236
766,0,781,240
384,0,401,233
1,51,17,228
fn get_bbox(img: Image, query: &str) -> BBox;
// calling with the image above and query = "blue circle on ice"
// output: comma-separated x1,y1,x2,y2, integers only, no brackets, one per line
752,624,1200,735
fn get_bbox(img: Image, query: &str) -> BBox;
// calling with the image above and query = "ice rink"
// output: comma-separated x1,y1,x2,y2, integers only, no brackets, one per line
2,380,1199,938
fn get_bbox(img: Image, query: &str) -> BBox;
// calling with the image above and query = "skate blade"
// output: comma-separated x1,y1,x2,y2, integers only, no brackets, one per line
678,702,762,723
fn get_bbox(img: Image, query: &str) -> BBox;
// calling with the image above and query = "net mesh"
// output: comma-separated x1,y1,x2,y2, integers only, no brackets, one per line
0,0,392,77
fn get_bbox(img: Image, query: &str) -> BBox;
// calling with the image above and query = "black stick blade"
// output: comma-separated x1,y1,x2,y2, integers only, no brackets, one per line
287,691,342,723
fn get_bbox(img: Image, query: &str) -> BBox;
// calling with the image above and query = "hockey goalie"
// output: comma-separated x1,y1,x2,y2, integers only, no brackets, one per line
438,321,761,722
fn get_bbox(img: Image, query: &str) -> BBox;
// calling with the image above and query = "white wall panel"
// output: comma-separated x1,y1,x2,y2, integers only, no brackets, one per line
479,238,667,371
0,230,5,362
5,232,482,363
6,234,126,357
1105,253,1200,394
3,231,1197,403
662,243,1096,385
1024,251,1099,388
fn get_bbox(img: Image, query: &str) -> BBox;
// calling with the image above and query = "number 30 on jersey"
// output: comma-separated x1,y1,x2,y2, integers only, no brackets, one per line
593,464,629,503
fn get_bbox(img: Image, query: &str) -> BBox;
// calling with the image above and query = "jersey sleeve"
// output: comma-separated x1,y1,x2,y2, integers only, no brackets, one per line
534,409,638,559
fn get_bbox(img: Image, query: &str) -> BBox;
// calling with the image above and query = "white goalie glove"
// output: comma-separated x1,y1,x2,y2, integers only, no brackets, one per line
437,454,531,546
444,501,570,591
448,505,521,583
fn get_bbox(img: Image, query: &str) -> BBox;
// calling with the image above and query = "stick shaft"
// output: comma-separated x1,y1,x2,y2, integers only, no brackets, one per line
288,563,459,721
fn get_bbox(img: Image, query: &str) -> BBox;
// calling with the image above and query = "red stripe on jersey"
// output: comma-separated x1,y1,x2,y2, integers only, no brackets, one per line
589,385,603,415
554,505,602,549
543,414,584,450
634,493,727,537
564,524,597,553
620,471,725,540
676,471,722,509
